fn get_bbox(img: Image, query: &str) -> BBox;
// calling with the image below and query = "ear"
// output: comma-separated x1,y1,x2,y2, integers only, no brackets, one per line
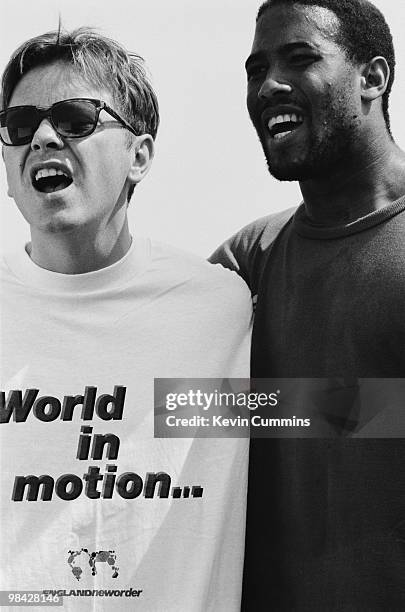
360,56,390,102
127,134,155,185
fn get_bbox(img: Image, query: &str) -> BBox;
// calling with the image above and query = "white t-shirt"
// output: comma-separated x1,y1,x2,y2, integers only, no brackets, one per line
0,238,252,612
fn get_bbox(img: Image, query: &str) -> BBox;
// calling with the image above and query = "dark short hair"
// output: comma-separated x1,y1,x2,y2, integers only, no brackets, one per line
257,0,395,133
1,27,159,140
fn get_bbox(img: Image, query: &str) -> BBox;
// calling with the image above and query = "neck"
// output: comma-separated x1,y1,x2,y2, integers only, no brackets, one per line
299,131,405,226
29,217,132,274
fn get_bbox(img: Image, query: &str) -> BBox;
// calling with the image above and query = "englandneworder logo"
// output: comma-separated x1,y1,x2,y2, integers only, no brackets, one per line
67,548,119,581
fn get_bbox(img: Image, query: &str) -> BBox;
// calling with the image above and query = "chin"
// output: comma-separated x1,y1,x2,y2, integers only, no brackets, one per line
266,158,317,182
37,213,87,234
265,146,337,182
260,137,313,182
259,126,348,182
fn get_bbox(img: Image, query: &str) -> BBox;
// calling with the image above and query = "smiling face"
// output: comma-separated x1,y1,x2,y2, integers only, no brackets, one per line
3,60,139,237
246,3,364,181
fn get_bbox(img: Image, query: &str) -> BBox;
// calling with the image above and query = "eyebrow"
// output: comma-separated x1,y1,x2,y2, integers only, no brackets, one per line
245,41,319,70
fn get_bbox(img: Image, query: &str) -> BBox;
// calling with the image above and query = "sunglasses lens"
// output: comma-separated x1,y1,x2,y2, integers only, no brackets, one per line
53,100,98,137
0,107,38,145
0,100,100,145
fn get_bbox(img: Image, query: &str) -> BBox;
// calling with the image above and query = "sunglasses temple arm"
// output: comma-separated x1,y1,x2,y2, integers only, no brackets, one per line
103,104,139,137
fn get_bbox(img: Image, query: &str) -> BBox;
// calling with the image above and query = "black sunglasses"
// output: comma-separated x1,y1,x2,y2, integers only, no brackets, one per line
0,98,139,146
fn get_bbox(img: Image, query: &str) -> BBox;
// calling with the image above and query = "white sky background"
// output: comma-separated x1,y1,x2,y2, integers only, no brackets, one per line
0,0,404,257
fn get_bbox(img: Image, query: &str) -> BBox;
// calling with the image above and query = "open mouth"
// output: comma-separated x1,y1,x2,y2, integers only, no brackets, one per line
32,168,73,193
268,113,304,141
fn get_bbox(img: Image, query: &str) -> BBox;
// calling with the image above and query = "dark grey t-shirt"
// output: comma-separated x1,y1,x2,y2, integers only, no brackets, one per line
211,199,405,610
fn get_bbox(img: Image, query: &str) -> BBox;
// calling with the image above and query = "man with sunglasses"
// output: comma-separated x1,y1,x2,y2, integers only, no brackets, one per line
0,28,251,610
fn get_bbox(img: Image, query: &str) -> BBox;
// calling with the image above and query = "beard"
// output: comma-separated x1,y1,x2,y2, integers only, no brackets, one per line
255,91,361,182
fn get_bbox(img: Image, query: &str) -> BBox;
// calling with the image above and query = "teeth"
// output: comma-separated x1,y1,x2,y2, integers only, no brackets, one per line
268,113,303,131
34,168,69,181
274,131,292,140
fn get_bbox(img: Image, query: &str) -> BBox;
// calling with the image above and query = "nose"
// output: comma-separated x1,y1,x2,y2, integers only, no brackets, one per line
258,72,292,100
31,119,64,152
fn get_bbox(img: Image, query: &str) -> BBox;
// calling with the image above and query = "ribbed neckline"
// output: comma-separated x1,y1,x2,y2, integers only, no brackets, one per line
3,236,151,294
292,195,405,239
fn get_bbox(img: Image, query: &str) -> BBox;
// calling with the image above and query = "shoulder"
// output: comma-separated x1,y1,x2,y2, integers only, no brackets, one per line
149,240,253,316
209,207,297,289
0,252,22,288
226,206,297,252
